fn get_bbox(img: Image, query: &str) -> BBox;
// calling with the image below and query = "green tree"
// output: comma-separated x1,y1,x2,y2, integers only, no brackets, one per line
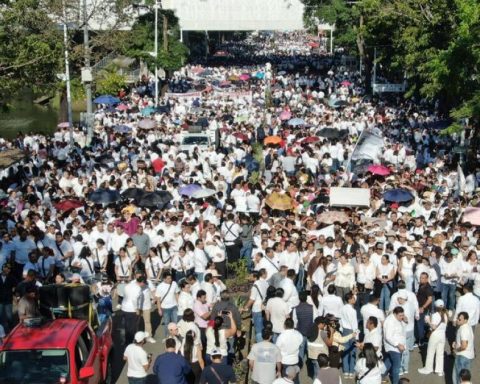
95,66,127,96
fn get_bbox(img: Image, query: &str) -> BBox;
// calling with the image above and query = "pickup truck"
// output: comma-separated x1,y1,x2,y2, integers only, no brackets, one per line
0,318,113,384
180,125,219,153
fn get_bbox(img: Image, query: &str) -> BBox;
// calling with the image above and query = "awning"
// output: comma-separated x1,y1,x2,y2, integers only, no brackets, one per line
329,187,371,207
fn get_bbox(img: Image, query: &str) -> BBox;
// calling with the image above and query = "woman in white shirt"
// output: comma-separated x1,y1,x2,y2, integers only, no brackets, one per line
145,247,162,284
180,330,204,384
418,299,448,376
354,343,385,384
205,312,237,364
177,280,194,318
171,247,194,282
376,255,396,311
72,246,95,284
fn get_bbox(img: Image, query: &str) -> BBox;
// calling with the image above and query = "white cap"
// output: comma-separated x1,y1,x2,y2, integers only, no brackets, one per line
134,331,149,343
434,299,445,307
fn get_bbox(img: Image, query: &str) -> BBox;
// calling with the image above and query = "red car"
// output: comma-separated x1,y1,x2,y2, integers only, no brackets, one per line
0,318,113,384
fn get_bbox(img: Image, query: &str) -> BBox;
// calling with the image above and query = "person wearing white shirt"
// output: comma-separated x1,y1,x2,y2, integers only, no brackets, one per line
440,253,461,311
340,293,358,377
354,343,386,384
243,269,269,342
257,248,280,280
334,255,355,300
360,296,385,334
121,276,147,344
383,307,407,384
452,312,475,384
360,317,383,358
319,284,343,317
454,283,480,328
123,331,151,382
275,318,303,384
279,270,300,311
177,280,194,318
155,272,179,336
265,289,290,340
193,240,209,282
418,299,448,376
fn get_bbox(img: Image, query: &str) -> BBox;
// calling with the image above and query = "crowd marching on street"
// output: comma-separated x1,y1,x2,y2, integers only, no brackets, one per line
0,31,479,384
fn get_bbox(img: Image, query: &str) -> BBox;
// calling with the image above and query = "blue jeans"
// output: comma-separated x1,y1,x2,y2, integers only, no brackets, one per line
0,303,13,332
298,336,307,365
380,284,392,311
309,359,319,379
162,306,178,336
341,329,356,374
252,311,264,343
296,267,305,291
441,284,456,310
240,241,253,270
453,355,472,384
128,377,146,384
416,312,426,344
401,330,414,372
196,272,204,283
386,351,402,384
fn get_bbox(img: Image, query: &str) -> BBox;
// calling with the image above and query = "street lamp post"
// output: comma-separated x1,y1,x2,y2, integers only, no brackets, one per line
62,1,74,147
83,0,93,145
154,0,159,107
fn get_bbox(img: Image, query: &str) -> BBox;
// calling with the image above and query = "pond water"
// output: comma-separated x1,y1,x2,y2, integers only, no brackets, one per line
0,100,59,140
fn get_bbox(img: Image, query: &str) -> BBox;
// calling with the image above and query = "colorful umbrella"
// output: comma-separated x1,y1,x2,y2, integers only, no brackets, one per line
308,41,320,48
341,80,352,87
141,107,156,116
287,118,306,127
57,122,70,128
116,103,129,111
383,189,414,203
179,184,202,197
228,75,240,81
54,199,83,212
113,125,132,134
300,136,320,144
367,164,391,176
93,95,120,105
152,158,165,173
233,132,249,142
318,210,350,224
280,111,292,121
462,207,480,226
137,119,156,129
264,136,283,145
265,192,294,211
239,74,250,81
255,72,265,79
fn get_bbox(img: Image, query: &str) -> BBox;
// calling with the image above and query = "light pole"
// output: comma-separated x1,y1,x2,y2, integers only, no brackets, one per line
83,0,93,145
154,0,159,107
62,1,74,147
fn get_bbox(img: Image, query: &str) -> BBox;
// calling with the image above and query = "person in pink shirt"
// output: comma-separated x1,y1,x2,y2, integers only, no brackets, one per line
193,289,211,347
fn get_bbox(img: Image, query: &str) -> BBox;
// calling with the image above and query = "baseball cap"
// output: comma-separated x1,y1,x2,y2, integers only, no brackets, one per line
134,331,149,343
434,299,445,308
211,348,222,357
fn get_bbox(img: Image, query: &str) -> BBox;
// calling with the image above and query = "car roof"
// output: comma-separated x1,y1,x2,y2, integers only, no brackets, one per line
1,319,86,351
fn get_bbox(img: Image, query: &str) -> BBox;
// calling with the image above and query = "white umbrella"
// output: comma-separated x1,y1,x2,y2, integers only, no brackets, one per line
137,119,156,129
192,188,217,199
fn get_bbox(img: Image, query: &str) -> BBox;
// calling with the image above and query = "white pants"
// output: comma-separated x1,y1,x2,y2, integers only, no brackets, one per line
424,330,446,373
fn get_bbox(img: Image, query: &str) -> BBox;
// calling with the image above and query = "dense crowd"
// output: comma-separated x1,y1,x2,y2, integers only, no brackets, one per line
0,31,478,384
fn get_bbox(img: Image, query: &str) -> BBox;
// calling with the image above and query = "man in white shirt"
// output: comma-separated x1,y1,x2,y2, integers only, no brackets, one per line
452,312,475,384
266,288,290,341
257,248,280,280
454,283,480,329
275,318,303,384
280,269,300,311
193,239,209,282
319,284,343,317
358,317,383,358
243,269,269,342
340,292,359,377
384,307,406,384
123,331,151,383
155,271,179,337
360,295,385,334
122,275,147,344
440,253,461,311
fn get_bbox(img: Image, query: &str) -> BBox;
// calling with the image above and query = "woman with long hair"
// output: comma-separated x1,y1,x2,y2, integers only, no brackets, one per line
205,312,237,365
354,343,385,383
307,284,322,313
180,330,204,384
72,246,95,284
418,299,448,376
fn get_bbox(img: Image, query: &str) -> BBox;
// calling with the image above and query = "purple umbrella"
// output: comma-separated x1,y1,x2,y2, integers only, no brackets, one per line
179,184,202,197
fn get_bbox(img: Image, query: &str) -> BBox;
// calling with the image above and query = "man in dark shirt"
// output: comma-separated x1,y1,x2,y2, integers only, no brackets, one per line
0,263,16,331
200,349,236,384
152,338,191,384
416,271,433,346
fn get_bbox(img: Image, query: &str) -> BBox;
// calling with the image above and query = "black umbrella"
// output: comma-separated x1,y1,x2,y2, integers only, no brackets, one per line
222,114,234,123
121,188,145,200
137,191,173,208
196,117,209,127
88,189,121,204
316,128,349,140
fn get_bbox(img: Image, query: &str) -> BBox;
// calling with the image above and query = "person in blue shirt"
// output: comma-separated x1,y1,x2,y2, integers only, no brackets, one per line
153,338,191,384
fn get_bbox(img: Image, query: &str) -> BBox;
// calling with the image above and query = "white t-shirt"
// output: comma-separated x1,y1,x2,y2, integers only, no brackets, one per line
123,343,148,378
275,329,303,365
155,281,178,309
456,323,475,359
265,297,290,334
121,281,142,313
355,359,385,384
430,312,447,334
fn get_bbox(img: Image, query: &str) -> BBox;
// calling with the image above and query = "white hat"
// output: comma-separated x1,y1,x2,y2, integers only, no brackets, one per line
134,331,149,343
397,289,408,300
434,299,445,307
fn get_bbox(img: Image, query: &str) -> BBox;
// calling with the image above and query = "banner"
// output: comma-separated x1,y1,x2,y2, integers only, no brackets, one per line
372,83,406,93
165,91,202,100
307,224,335,239
330,187,370,207
351,129,384,163
213,90,253,102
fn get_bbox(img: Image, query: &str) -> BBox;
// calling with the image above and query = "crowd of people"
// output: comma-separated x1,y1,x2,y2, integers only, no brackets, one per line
0,31,478,384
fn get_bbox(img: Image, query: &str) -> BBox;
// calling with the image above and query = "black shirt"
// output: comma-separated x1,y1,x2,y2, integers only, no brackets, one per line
417,283,433,308
200,362,236,384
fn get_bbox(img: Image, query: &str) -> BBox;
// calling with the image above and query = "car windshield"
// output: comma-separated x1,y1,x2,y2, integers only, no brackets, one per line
0,349,69,384
182,136,209,145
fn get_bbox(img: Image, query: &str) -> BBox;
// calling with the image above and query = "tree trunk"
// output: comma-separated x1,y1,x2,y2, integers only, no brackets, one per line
356,14,372,94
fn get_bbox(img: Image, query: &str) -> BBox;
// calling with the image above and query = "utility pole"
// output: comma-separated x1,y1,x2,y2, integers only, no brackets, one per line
62,1,74,147
83,0,93,145
373,46,377,94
